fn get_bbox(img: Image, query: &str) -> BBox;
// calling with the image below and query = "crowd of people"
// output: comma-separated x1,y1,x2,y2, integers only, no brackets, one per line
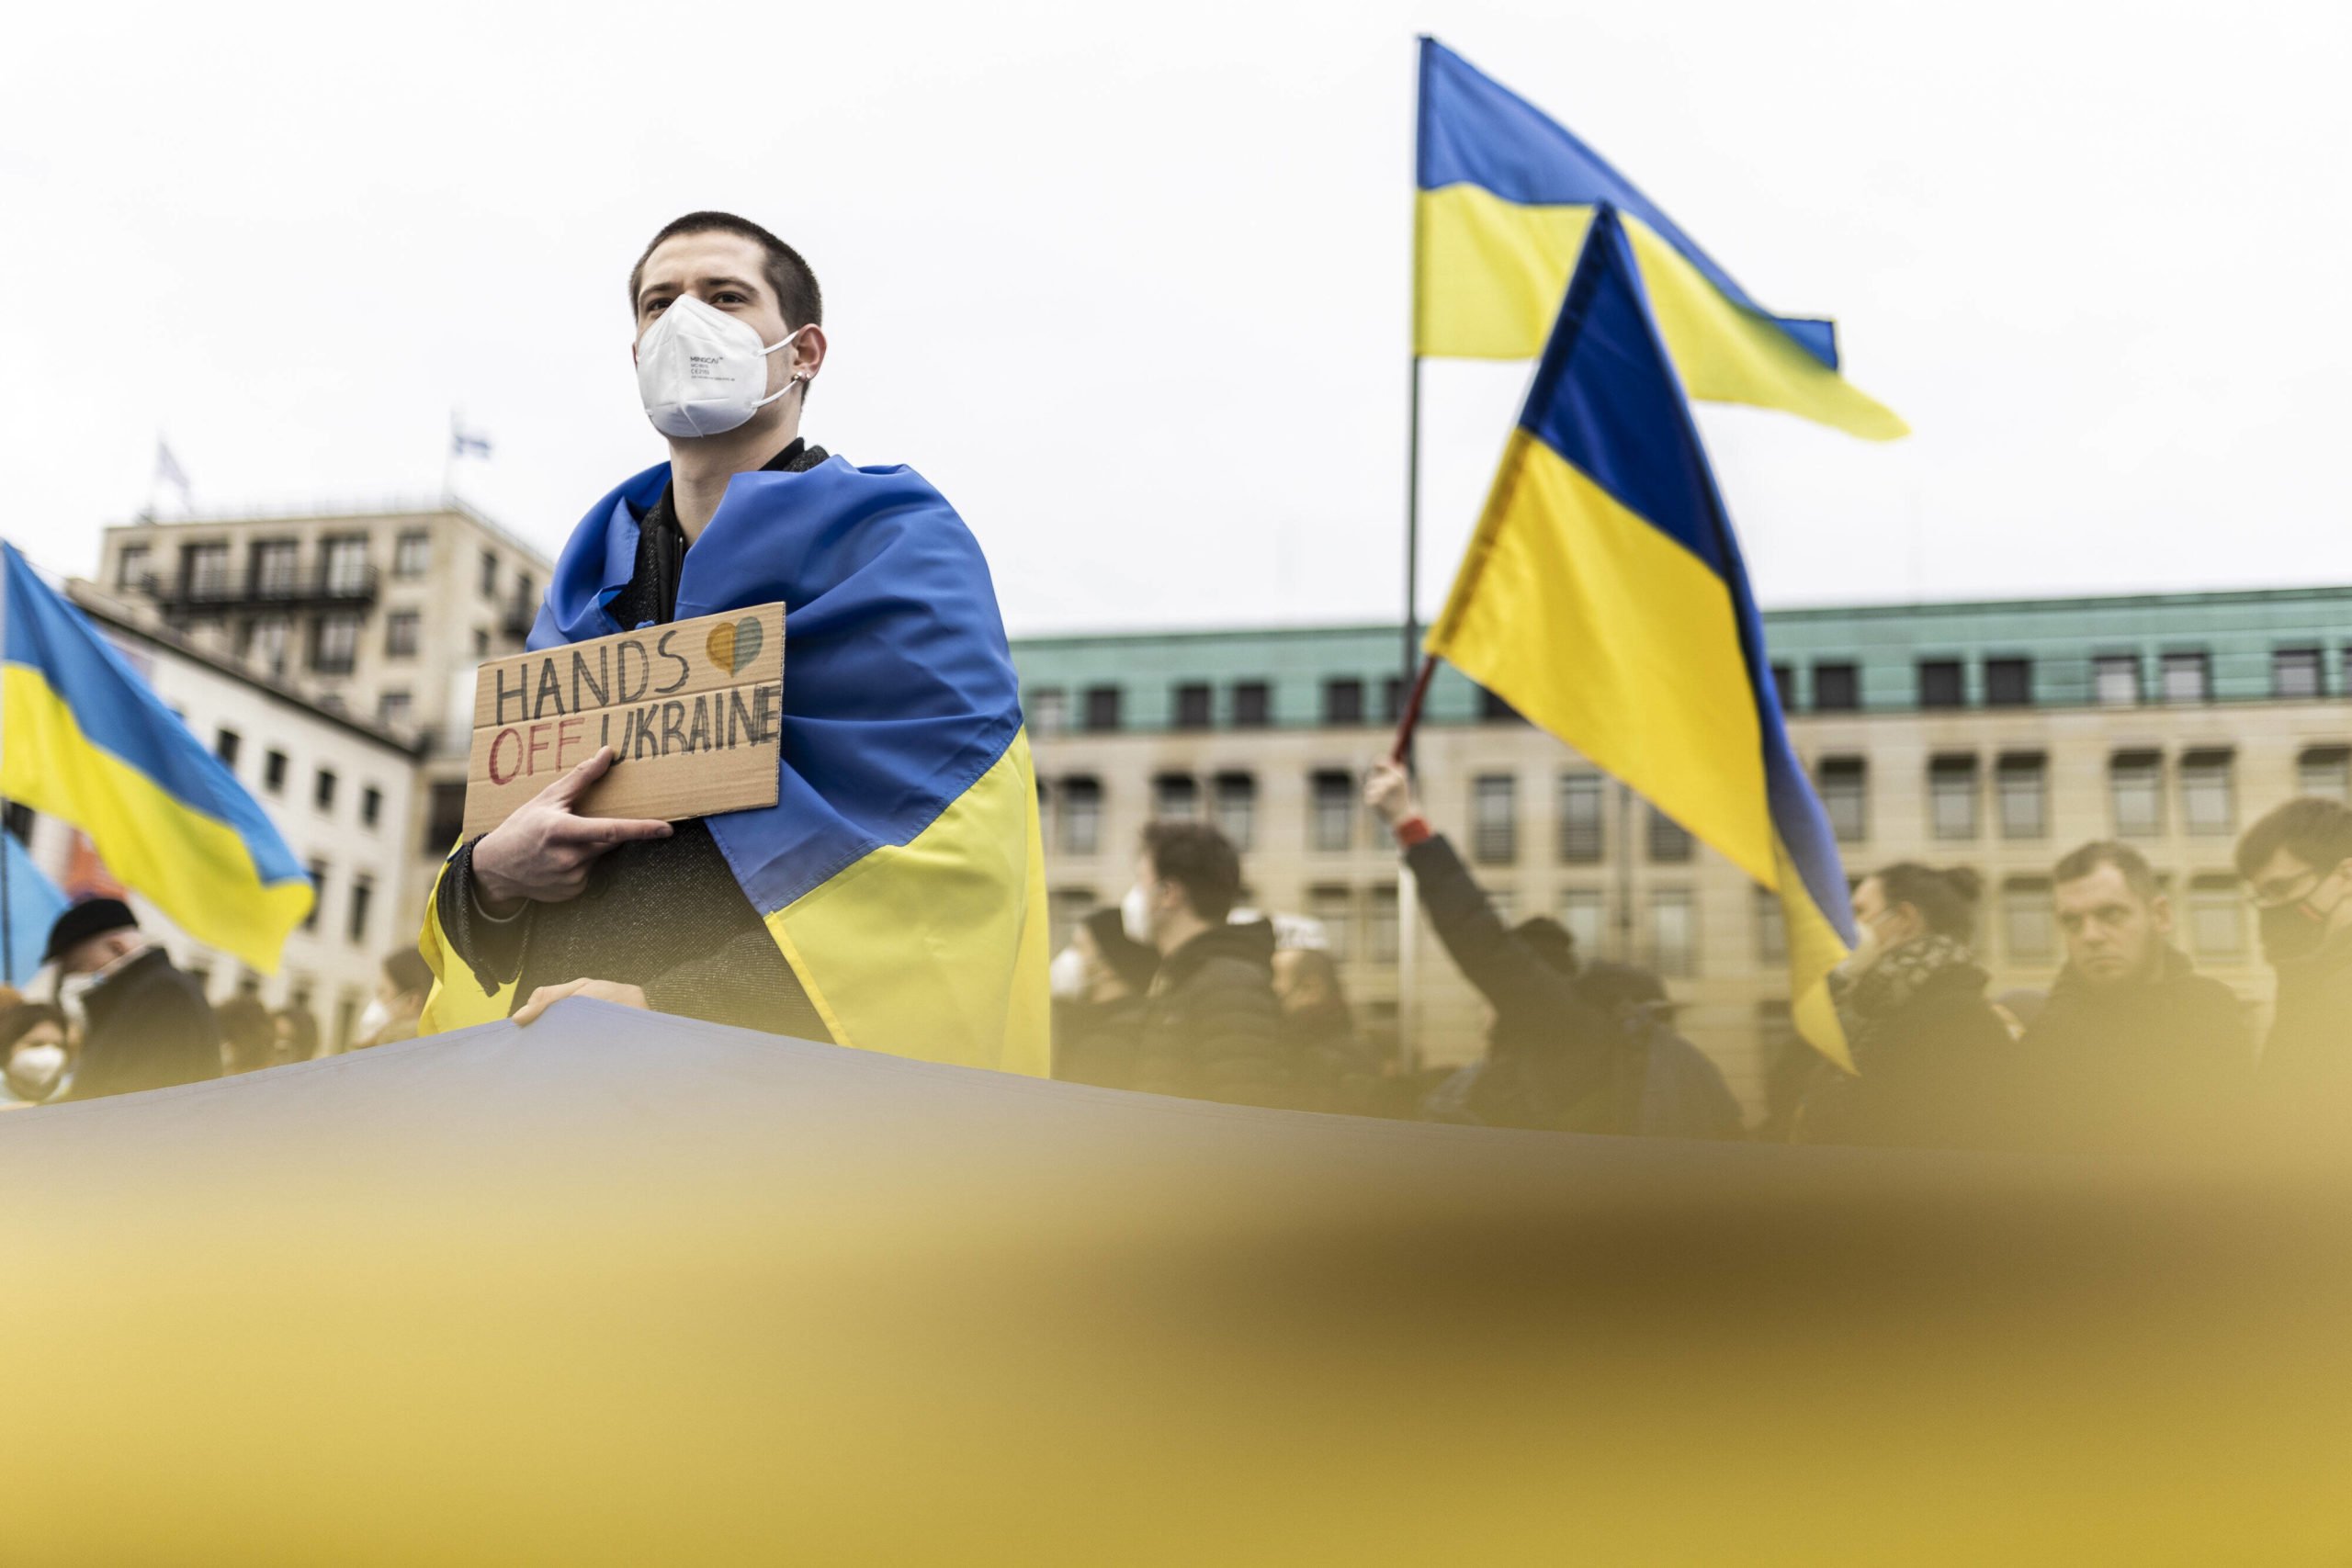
8,776,2350,1155
1052,764,2352,1153
0,898,435,1109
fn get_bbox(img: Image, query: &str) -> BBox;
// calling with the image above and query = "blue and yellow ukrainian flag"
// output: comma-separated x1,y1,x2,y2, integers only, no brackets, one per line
1428,208,1857,1065
419,458,1050,1077
0,543,313,972
1416,36,1906,443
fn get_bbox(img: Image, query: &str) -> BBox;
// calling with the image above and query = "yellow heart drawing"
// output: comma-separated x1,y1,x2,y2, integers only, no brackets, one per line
706,616,763,675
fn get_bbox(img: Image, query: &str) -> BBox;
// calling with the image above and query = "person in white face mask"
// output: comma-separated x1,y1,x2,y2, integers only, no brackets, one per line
0,1003,74,1108
425,210,1046,1077
41,898,220,1101
353,949,435,1051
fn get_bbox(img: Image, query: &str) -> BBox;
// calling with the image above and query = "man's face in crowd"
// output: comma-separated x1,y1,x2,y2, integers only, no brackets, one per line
56,930,134,978
2054,864,2170,987
633,231,797,403
1272,949,1330,1016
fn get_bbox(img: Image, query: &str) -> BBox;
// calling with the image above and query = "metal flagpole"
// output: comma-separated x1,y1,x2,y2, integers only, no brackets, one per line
1395,353,1425,1071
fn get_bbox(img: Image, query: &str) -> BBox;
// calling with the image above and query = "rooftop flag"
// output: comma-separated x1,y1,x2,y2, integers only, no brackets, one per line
1414,37,1906,442
1426,207,1857,1065
0,545,312,972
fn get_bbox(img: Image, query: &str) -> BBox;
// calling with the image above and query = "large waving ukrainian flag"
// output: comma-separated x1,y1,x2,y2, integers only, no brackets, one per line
1428,208,1857,1066
0,543,313,971
419,459,1050,1077
1416,36,1906,443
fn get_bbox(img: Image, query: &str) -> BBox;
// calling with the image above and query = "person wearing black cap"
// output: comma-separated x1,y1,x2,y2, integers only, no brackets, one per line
44,898,219,1100
1048,907,1156,1090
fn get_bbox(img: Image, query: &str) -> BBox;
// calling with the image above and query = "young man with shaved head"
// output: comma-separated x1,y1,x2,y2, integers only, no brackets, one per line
420,213,1047,1076
2018,840,2248,1147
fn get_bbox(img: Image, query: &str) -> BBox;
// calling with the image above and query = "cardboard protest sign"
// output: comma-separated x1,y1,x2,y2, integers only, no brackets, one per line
461,604,785,837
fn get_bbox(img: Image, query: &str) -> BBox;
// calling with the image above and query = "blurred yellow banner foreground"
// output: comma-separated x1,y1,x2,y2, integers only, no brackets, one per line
3,999,2348,1566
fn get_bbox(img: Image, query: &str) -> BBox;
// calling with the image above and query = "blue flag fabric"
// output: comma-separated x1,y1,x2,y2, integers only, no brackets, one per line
2,830,65,986
419,458,1050,1075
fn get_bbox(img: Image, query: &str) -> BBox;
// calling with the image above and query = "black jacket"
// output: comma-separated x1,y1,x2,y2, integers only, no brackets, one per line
1130,922,1290,1109
68,947,220,1101
1798,956,2018,1149
2019,950,2251,1148
1052,994,1147,1091
1404,833,1652,1131
2261,928,2352,1127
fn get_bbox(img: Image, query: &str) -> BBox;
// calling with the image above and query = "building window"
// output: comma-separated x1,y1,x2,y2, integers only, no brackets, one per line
379,690,412,728
1231,681,1272,728
1471,773,1517,863
472,628,490,658
2298,746,2351,803
1984,658,2033,707
1818,757,1867,843
118,544,151,590
314,768,338,813
1057,776,1102,856
1323,678,1364,727
1307,885,1354,962
1152,773,1198,819
214,728,242,770
303,861,327,934
1557,774,1605,864
1381,675,1407,724
1917,659,1965,709
1813,662,1860,711
321,536,369,595
1311,771,1354,853
1755,886,1788,964
480,550,499,598
2274,648,2324,700
1366,884,1399,965
394,529,431,578
1213,773,1256,852
311,612,361,675
2160,651,2211,704
1477,687,1523,723
424,781,468,855
1645,807,1692,863
2093,654,2141,706
2188,875,2245,961
1649,889,1697,978
264,750,289,795
252,538,300,595
1171,682,1212,730
2002,879,2056,965
1929,754,1979,841
182,541,232,596
1770,663,1797,713
385,611,420,658
1559,889,1606,963
2109,751,2164,837
1996,752,2048,840
2179,749,2234,837
360,784,382,829
1027,688,1066,735
1081,685,1122,732
347,874,374,945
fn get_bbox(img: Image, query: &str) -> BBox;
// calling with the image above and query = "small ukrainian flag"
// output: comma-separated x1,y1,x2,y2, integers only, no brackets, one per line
1416,37,1906,443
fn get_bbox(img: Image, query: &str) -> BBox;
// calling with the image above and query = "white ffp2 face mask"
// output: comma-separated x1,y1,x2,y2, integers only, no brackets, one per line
8,1044,66,1099
635,293,808,438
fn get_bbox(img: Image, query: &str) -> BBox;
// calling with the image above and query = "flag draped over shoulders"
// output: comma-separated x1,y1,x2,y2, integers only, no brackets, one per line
1427,208,1857,1066
419,458,1050,1077
1414,36,1906,442
0,543,311,972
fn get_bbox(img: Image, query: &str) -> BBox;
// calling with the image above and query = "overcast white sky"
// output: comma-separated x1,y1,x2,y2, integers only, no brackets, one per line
3,0,2345,635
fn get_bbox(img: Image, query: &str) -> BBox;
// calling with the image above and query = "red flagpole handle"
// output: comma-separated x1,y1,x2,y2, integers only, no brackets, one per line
1389,655,1439,766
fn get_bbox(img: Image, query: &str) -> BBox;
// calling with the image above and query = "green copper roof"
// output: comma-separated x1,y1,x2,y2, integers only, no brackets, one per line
1011,585,2352,731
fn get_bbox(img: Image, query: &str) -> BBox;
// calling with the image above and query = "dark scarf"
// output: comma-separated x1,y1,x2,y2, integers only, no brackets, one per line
1837,933,1984,1044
